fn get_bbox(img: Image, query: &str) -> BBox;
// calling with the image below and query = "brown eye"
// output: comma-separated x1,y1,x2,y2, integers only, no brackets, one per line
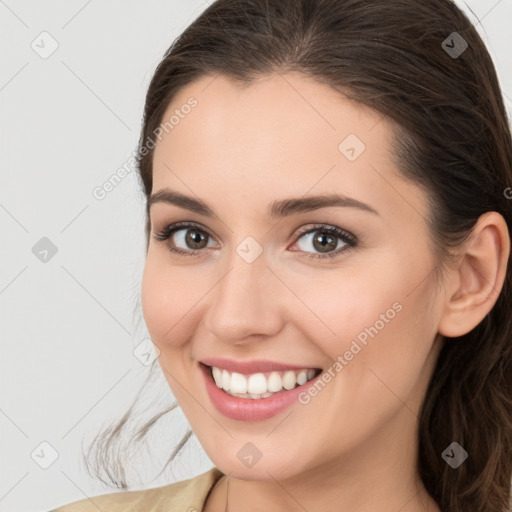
153,222,217,256
183,228,209,250
311,231,338,253
291,224,358,260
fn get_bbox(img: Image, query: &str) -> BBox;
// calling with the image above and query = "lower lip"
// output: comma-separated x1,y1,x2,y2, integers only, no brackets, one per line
199,363,321,421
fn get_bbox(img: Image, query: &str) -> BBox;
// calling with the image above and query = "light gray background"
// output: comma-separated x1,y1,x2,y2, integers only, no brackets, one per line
1,1,511,511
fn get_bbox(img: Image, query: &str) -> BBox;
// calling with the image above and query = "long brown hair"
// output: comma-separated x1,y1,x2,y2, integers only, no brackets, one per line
84,1,512,510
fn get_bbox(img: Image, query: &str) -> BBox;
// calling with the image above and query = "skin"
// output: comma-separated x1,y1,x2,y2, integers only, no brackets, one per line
141,71,509,512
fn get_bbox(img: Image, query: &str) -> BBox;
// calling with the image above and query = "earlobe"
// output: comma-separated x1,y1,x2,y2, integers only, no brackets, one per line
438,211,510,338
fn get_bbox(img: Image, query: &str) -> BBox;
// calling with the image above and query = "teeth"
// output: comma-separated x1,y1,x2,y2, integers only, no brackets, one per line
248,373,267,394
222,370,231,391
282,370,296,390
231,372,248,394
212,367,222,386
297,370,308,385
210,365,319,398
267,371,282,392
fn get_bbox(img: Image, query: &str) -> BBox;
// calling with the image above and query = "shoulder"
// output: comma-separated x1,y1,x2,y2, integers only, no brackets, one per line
50,467,224,512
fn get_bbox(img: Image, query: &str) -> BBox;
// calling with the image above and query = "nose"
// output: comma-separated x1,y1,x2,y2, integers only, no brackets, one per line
202,248,286,345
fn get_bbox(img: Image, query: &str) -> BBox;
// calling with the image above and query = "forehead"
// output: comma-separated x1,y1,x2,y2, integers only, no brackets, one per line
151,72,429,225
155,72,385,166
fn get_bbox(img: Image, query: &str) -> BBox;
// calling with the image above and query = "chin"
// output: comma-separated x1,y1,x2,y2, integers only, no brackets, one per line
209,449,309,482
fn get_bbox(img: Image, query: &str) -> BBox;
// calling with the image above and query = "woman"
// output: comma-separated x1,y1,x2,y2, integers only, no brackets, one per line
52,0,512,511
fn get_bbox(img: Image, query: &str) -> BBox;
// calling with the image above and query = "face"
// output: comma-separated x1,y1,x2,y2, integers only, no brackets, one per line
141,72,445,481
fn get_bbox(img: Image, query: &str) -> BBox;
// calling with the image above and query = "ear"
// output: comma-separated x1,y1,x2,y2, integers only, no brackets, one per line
438,211,510,338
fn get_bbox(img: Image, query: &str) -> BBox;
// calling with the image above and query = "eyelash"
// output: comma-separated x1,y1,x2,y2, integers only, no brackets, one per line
153,221,358,260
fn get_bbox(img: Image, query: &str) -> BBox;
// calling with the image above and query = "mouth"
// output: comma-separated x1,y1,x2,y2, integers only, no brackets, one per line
200,362,323,400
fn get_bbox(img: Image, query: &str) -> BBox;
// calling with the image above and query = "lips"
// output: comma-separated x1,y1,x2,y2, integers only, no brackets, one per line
199,359,323,421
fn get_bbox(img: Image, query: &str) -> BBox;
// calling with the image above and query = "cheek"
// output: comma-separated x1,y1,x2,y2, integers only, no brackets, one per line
289,264,404,356
292,250,437,377
288,278,438,457
141,253,204,351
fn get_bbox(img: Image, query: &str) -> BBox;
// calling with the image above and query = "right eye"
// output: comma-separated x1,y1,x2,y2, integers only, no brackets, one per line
154,221,217,257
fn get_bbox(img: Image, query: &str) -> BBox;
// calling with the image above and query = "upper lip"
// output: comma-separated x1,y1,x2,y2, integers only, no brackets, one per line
200,357,321,374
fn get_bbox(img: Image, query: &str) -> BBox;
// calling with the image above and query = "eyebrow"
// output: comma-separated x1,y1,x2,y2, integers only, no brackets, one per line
148,188,379,220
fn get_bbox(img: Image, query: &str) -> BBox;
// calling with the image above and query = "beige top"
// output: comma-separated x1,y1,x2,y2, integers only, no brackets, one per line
51,467,224,512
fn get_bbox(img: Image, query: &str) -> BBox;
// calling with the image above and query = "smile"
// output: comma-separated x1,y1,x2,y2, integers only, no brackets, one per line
210,366,320,399
199,359,323,421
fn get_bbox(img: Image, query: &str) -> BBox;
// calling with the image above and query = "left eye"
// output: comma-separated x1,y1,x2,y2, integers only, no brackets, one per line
290,225,357,259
